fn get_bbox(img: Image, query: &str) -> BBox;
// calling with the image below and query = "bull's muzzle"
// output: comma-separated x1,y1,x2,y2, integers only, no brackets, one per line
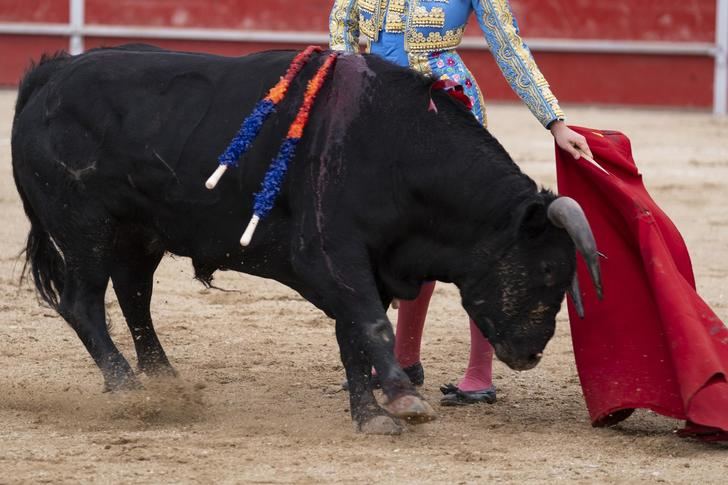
493,344,543,371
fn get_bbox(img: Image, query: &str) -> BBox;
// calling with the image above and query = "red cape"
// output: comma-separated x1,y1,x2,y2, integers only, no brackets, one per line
555,127,728,442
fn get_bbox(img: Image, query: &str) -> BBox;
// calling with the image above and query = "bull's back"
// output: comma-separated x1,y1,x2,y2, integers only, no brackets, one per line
13,46,298,220
12,45,432,265
14,45,295,176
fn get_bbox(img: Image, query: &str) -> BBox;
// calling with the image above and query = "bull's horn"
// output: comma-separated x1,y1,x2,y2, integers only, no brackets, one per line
547,197,603,301
568,273,585,319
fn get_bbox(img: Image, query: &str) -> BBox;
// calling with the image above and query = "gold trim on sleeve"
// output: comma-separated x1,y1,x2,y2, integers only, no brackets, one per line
477,0,565,125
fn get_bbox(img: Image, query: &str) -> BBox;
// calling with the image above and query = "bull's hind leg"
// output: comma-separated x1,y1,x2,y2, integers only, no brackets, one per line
110,234,175,377
58,251,140,391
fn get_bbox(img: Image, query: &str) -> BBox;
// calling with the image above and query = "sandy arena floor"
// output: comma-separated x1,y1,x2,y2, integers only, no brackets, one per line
1,88,727,483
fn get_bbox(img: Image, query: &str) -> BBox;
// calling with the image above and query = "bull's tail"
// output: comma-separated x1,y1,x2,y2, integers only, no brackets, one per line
13,52,70,312
15,178,66,313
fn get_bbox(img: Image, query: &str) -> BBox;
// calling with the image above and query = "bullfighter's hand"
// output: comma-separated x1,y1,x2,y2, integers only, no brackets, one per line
549,120,593,160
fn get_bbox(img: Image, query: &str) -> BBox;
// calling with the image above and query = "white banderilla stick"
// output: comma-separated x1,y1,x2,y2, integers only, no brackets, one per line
205,165,228,190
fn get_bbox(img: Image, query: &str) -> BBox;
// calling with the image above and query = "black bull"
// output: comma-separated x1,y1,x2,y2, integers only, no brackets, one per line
12,45,601,434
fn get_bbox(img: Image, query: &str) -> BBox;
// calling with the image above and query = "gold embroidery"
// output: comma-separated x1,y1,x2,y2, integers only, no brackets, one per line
385,12,406,32
359,14,379,39
478,0,564,125
355,0,561,128
359,0,379,13
387,0,407,14
329,0,359,53
407,52,433,77
359,0,387,41
411,6,446,28
406,26,464,52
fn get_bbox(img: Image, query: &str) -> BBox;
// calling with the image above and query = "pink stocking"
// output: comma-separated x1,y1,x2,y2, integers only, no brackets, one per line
457,319,495,391
394,281,436,368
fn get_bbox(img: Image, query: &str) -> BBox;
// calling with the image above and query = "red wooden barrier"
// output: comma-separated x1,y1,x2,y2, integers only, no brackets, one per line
0,0,67,23
0,0,720,108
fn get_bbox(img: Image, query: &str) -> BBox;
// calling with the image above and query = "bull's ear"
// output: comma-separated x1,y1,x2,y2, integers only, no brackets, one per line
515,199,548,237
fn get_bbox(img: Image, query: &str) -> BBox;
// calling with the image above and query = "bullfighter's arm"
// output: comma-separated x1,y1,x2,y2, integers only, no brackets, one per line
329,0,360,53
472,0,565,128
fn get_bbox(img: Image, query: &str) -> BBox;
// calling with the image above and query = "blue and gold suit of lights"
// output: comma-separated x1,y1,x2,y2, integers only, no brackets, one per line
329,0,565,128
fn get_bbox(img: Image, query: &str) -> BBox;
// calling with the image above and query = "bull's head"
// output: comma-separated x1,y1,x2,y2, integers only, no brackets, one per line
460,196,602,371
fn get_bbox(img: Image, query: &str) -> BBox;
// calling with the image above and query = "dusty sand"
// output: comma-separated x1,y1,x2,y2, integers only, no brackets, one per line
1,88,727,484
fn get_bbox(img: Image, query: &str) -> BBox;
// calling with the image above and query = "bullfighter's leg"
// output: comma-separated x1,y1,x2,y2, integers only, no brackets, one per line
110,239,175,377
457,320,495,393
58,253,140,392
397,283,497,404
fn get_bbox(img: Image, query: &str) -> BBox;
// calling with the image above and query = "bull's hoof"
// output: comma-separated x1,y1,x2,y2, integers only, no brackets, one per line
358,415,403,435
382,394,437,424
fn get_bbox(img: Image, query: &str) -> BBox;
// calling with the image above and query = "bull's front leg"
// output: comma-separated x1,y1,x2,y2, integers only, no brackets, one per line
334,296,436,434
336,316,401,434
294,244,435,433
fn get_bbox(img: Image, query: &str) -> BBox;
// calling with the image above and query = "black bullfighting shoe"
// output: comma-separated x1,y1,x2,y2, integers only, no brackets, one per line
341,362,425,391
439,383,497,406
